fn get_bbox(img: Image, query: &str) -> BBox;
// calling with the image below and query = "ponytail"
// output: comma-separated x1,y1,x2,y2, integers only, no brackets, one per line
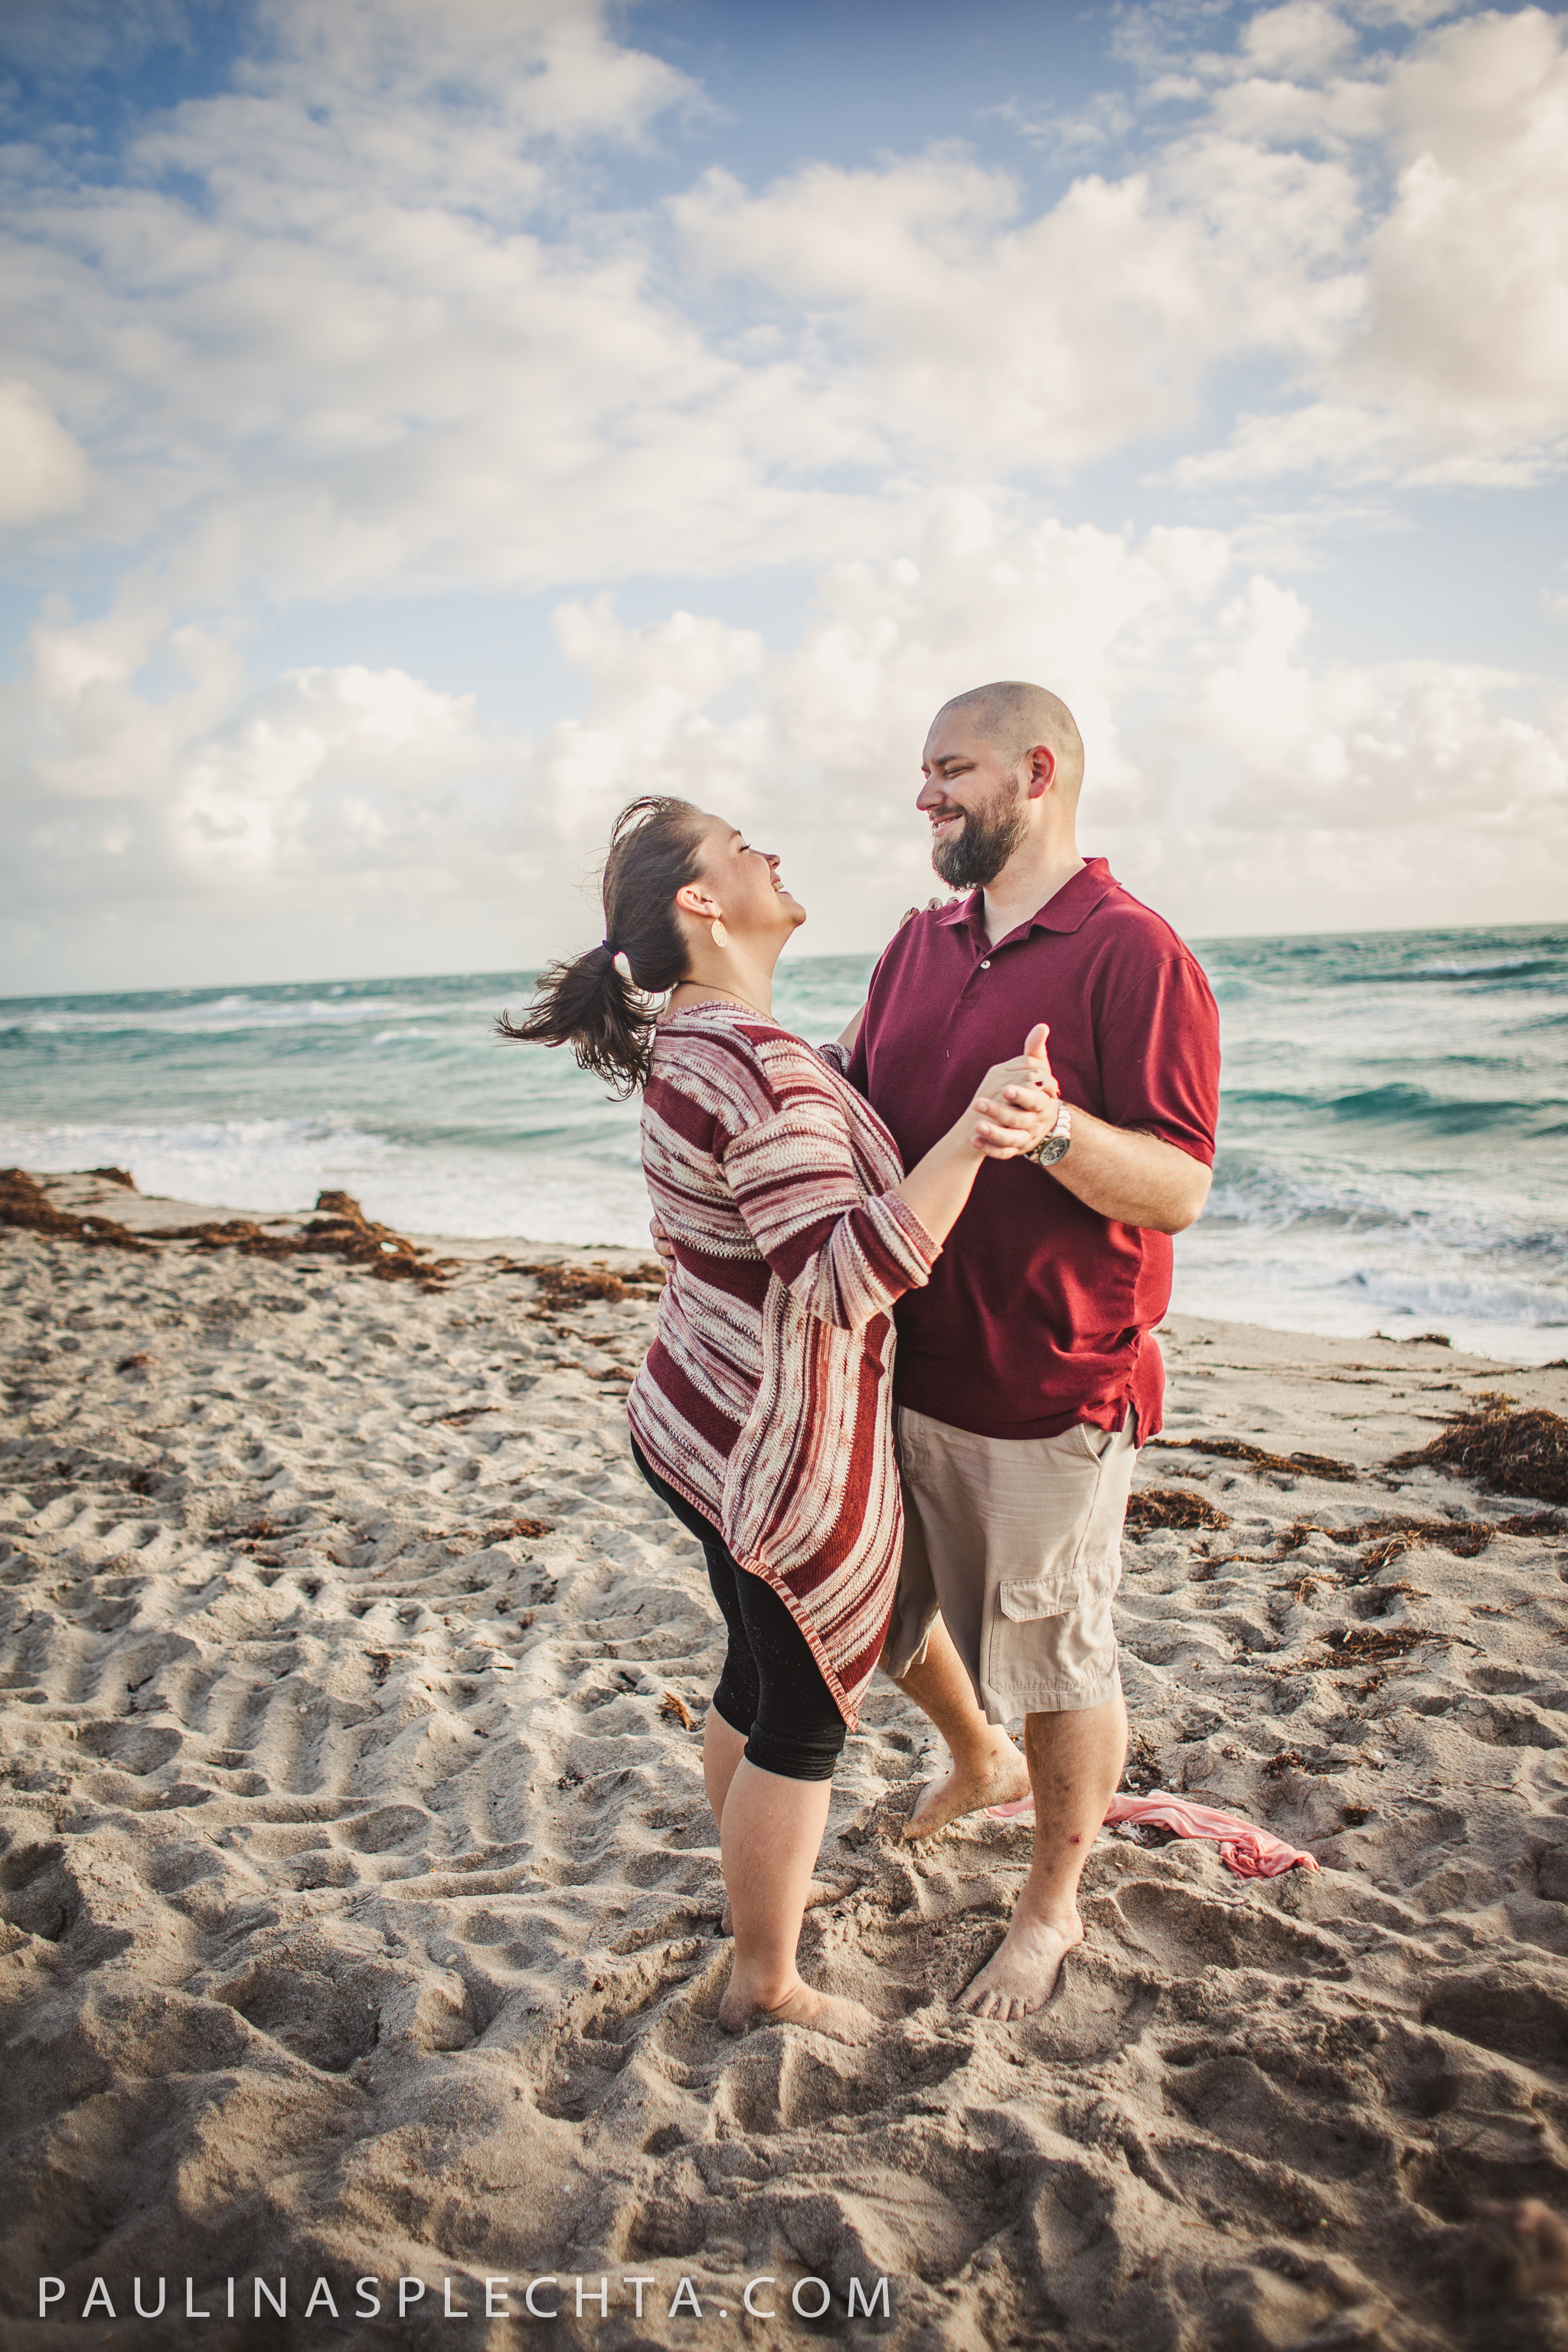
496,795,707,1095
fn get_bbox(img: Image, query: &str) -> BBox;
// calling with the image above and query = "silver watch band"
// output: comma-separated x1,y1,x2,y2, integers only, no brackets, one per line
1027,1100,1072,1165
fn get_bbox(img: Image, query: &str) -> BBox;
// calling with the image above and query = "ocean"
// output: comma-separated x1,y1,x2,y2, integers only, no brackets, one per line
3,922,1565,1364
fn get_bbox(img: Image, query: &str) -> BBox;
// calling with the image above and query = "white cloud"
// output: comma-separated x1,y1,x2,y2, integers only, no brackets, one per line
247,0,694,144
0,380,91,526
1189,571,1568,835
1348,6,1568,459
170,662,508,877
3,0,1563,617
0,0,890,603
1243,3,1357,77
5,490,1564,991
672,132,1364,474
1162,5,1568,487
537,598,767,837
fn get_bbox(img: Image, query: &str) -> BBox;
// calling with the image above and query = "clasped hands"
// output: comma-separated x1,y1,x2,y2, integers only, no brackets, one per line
965,1021,1060,1160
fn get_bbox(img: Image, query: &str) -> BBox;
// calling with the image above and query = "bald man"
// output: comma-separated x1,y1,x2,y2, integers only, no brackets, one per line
832,681,1221,2018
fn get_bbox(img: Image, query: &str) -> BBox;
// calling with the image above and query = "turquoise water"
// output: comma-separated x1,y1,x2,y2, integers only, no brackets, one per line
2,923,1565,1362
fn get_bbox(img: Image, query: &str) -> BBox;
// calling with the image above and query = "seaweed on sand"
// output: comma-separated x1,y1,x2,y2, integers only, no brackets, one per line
160,1189,458,1288
0,1167,156,1253
1157,1435,1358,1482
1124,1488,1232,1537
1,1169,456,1289
509,1260,665,1313
1388,1396,1568,1508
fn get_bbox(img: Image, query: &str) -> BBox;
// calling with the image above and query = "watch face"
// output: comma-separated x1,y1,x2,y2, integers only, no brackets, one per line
1032,1132,1071,1165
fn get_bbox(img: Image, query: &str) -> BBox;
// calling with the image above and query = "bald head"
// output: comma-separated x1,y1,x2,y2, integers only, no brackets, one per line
934,681,1085,805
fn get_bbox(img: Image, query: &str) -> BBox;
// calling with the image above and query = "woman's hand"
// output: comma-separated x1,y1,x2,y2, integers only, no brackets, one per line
967,1023,1058,1159
893,1024,1057,1243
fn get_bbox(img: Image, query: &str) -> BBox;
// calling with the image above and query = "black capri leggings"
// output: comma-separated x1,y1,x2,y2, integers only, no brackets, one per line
632,1439,847,1783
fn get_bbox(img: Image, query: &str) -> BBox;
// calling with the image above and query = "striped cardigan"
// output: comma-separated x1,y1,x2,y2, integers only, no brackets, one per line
626,1004,940,1728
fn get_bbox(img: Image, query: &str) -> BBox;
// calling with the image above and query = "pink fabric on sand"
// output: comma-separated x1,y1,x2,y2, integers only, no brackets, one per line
983,1788,1319,1880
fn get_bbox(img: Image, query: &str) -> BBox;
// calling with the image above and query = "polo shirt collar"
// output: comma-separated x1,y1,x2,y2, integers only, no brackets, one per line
936,857,1119,949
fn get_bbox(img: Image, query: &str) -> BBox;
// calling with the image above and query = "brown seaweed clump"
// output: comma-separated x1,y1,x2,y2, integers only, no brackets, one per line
509,1260,666,1315
1125,1488,1232,1537
1389,1396,1568,1507
158,1190,457,1289
0,1167,154,1253
1,1170,455,1289
1276,1509,1560,1576
1158,1435,1357,1482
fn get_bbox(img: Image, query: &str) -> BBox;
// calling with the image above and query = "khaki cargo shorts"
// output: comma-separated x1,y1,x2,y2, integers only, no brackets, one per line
885,1404,1137,1725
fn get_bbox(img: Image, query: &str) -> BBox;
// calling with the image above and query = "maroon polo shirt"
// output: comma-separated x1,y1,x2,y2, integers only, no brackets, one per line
845,858,1220,1442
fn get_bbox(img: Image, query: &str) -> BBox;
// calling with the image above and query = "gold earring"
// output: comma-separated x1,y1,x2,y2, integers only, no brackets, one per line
710,918,729,949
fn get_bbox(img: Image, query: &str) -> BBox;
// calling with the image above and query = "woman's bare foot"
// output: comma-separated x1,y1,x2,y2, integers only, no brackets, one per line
720,1877,851,1939
1472,2199,1568,2298
903,1734,1031,1841
956,1906,1083,2020
717,1974,878,2043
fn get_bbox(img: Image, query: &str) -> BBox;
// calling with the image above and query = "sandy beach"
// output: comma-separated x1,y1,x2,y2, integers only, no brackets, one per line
4,1168,1568,2350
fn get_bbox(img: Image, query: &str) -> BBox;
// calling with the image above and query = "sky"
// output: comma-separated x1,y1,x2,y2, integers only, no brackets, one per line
2,0,1566,993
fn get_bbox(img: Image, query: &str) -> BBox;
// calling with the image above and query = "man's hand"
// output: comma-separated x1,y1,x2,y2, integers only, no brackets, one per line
1019,1021,1054,1088
648,1211,675,1272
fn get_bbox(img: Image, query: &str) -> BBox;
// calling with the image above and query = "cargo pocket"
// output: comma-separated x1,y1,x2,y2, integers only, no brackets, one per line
985,1570,1083,1700
997,1573,1083,1625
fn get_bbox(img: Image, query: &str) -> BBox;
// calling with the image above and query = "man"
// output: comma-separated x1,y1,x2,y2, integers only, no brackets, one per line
841,681,1220,2020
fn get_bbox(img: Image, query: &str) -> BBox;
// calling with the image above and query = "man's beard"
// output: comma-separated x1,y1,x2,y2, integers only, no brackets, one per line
930,781,1027,888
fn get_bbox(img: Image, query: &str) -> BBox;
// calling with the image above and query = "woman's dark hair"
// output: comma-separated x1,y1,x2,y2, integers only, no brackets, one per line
496,795,709,1095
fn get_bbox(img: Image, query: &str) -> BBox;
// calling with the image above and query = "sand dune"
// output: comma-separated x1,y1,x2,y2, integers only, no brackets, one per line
3,1170,1568,2348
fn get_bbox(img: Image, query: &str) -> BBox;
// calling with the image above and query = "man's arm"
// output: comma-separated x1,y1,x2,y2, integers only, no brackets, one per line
1014,1002,1216,1233
1044,1112,1211,1233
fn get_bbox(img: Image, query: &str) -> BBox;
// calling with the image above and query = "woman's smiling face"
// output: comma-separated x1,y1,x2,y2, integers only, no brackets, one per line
694,817,806,941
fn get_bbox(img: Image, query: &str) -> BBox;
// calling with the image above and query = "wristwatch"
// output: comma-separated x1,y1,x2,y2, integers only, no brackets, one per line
1026,1100,1073,1166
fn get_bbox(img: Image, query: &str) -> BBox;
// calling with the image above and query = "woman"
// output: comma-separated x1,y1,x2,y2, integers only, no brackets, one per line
502,796,1053,2040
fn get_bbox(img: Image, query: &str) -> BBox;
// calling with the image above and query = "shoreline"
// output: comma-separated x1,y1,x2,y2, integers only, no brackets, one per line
15,1161,1568,1368
3,1169,1568,2347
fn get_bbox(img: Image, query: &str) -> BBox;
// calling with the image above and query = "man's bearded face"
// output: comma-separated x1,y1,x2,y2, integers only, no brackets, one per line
930,773,1027,888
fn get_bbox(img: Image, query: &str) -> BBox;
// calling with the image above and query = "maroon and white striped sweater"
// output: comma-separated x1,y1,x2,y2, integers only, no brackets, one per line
626,1003,940,1728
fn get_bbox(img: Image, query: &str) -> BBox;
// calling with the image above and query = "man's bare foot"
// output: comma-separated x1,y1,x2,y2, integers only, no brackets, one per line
717,1977,878,2044
719,1877,850,1938
903,1736,1031,1841
956,1908,1083,2020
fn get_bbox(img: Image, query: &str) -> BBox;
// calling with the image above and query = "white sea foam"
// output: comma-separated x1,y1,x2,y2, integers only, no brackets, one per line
1415,955,1543,978
0,1116,652,1247
0,992,440,1037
